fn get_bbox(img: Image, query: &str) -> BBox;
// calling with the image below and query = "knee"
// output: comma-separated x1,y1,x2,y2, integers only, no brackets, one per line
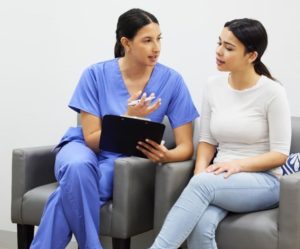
187,173,216,200
188,173,209,190
56,155,98,182
55,142,98,179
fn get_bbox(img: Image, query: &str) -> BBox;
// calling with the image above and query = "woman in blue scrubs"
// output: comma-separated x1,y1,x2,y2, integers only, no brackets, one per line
30,8,199,249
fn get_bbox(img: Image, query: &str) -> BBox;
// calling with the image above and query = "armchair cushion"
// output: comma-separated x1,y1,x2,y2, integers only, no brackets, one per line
216,209,278,249
22,183,58,225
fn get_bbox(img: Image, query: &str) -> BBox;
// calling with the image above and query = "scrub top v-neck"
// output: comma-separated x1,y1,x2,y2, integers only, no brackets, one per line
68,58,198,128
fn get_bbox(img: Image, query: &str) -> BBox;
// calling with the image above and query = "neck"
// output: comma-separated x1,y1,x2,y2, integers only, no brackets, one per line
119,56,154,80
229,68,260,90
118,56,155,96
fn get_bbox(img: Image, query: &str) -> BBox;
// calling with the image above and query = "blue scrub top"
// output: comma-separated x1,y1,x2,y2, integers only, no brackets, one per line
58,58,199,154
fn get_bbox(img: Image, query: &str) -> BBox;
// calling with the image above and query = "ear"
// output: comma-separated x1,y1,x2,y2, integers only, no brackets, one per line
120,37,131,53
248,51,258,64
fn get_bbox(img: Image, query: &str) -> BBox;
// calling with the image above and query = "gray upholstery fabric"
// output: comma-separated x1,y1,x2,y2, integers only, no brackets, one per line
109,157,156,237
216,209,278,249
154,160,194,235
11,146,56,224
154,116,300,249
22,183,58,225
278,172,300,249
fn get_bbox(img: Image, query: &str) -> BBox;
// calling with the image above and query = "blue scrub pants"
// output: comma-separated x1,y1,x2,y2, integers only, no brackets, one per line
150,171,279,249
30,140,119,249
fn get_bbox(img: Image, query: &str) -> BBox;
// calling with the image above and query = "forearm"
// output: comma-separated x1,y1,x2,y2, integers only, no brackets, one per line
85,130,101,153
236,151,288,172
80,111,102,153
194,142,216,173
165,142,194,162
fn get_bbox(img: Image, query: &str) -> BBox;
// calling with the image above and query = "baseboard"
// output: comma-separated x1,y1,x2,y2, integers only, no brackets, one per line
0,229,154,249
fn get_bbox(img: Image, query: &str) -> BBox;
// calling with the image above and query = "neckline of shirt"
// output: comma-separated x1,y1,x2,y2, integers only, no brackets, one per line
226,74,264,93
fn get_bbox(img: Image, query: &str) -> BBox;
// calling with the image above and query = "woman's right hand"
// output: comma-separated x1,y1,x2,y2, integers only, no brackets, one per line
125,91,161,117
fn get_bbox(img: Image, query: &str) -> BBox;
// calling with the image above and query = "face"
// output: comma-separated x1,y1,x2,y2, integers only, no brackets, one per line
216,27,256,72
123,22,161,66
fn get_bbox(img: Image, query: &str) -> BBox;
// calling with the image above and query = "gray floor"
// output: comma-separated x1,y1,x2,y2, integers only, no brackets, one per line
0,229,154,249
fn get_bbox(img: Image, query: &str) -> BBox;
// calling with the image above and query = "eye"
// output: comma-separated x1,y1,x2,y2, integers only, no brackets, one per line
217,41,221,46
225,46,234,51
143,38,151,43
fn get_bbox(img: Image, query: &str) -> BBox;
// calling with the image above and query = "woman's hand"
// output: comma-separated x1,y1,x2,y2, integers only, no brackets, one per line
136,139,169,164
206,160,241,178
125,91,161,117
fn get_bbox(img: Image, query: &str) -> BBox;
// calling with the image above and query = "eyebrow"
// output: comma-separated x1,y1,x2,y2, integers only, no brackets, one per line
143,33,162,39
219,37,236,47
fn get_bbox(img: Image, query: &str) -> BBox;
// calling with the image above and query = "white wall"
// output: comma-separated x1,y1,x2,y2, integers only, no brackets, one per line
1,0,300,232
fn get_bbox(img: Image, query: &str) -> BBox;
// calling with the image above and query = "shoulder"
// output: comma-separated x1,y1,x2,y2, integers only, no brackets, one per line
259,76,286,97
204,74,228,92
85,58,117,73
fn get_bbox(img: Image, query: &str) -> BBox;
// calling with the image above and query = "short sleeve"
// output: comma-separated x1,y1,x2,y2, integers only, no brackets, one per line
267,85,291,155
68,67,101,117
166,74,199,128
199,82,218,145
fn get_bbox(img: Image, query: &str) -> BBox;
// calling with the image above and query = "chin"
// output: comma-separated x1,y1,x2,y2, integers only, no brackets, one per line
217,65,229,72
146,62,157,67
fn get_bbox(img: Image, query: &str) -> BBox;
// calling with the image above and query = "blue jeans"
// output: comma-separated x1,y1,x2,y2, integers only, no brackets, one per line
150,172,279,249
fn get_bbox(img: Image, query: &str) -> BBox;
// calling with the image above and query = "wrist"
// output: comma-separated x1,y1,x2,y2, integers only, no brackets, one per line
234,159,244,172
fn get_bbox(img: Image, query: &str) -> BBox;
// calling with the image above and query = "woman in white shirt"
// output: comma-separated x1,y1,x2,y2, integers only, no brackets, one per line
150,18,291,249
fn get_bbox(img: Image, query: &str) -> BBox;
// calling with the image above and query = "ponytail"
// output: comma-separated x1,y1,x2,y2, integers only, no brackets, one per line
254,60,276,81
114,40,124,58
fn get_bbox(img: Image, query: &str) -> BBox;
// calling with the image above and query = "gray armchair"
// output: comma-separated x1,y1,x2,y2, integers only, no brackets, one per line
154,116,300,249
11,117,176,249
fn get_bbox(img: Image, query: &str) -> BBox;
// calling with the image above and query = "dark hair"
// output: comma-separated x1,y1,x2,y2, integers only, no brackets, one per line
114,8,159,58
225,18,275,80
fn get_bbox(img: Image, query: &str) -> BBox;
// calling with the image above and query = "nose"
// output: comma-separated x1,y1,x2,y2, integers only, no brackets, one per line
216,45,223,56
153,40,161,53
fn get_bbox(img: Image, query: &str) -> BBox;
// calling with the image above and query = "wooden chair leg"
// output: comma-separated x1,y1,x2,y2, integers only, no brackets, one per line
17,224,34,249
112,238,131,249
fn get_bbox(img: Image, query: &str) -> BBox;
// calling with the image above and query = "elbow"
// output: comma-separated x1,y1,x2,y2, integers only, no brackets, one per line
184,142,195,160
275,152,288,165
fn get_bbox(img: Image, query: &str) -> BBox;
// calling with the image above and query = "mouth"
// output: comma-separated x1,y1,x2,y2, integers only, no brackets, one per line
216,58,225,66
148,55,159,61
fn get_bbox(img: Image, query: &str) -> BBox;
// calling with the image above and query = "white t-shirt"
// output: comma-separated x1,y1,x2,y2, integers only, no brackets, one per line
199,74,291,177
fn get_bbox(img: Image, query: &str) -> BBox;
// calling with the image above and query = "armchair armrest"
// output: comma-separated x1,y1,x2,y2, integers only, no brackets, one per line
278,172,300,249
153,160,195,235
111,157,157,237
11,145,56,223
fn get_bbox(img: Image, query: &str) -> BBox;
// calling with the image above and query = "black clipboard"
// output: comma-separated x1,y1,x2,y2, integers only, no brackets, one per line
99,114,165,158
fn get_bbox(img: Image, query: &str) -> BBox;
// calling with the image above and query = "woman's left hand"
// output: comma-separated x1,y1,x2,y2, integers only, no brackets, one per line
206,160,242,178
136,139,169,164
